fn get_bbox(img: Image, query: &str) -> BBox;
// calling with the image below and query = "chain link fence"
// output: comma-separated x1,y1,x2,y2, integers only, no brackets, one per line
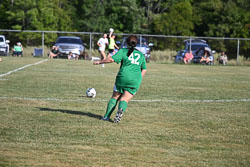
0,29,250,65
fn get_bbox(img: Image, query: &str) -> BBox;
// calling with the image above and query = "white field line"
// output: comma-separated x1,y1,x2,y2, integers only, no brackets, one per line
0,96,250,103
0,59,48,78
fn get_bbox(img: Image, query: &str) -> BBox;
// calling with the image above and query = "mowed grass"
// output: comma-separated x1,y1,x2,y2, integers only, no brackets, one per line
0,56,249,167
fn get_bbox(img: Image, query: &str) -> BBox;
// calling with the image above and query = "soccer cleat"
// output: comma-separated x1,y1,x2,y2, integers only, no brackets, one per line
114,108,123,123
100,117,111,122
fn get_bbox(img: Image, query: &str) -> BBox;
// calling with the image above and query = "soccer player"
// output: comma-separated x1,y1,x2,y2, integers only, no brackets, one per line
108,31,119,57
97,33,109,67
94,35,147,123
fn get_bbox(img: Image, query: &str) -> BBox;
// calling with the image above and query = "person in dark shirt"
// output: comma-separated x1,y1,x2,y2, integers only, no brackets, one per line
49,46,59,59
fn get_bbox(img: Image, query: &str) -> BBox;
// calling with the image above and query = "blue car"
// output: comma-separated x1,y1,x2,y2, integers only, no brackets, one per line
175,39,215,64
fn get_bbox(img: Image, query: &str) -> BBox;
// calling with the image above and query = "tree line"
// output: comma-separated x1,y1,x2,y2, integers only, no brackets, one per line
0,0,249,57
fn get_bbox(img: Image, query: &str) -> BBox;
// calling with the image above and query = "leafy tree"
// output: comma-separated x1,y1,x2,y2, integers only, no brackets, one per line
0,0,11,29
73,0,147,33
152,1,194,49
139,0,170,32
73,0,109,32
193,0,250,57
153,1,194,36
1,0,74,45
105,0,147,33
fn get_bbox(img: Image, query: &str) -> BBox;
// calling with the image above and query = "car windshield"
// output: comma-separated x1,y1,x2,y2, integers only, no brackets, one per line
0,37,4,42
136,43,148,47
187,44,207,51
122,38,148,47
56,38,82,44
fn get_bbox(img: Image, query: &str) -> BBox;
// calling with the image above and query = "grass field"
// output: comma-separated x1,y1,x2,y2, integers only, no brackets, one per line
0,56,249,167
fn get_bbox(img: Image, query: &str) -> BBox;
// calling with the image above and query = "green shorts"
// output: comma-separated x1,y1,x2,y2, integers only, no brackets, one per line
114,85,138,95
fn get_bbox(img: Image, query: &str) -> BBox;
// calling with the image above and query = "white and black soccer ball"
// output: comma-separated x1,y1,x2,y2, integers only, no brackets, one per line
86,88,96,98
109,28,114,32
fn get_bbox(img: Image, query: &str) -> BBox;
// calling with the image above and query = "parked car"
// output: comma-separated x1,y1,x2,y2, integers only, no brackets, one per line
55,36,85,58
119,37,153,62
0,35,10,56
175,39,215,64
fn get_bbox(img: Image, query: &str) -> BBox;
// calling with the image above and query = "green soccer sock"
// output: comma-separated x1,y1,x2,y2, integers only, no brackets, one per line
104,98,118,118
118,101,128,112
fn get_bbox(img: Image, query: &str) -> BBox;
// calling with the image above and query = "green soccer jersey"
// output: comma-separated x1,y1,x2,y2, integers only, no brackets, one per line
112,48,147,88
108,38,115,50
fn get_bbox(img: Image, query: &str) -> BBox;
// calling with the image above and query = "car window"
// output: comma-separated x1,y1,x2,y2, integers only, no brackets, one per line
56,38,83,44
186,44,207,51
121,37,148,48
0,37,4,42
136,44,147,47
139,38,147,43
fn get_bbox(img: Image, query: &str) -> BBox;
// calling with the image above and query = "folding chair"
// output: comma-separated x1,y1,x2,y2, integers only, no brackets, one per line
32,48,43,57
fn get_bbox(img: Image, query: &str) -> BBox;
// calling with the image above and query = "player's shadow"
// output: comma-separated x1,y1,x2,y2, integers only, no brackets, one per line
37,107,102,120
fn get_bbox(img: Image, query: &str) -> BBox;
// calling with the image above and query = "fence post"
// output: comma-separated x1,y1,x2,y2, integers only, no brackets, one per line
139,35,142,47
237,39,240,65
89,33,92,58
189,37,192,52
42,31,44,57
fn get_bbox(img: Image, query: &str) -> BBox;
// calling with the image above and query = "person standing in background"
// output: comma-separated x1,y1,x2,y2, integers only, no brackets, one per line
108,29,119,57
97,33,109,67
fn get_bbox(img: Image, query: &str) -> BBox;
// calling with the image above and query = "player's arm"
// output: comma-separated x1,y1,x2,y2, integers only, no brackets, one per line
114,43,119,50
141,69,147,78
109,32,112,38
97,38,102,47
93,57,114,65
141,54,147,77
94,49,123,65
97,42,101,47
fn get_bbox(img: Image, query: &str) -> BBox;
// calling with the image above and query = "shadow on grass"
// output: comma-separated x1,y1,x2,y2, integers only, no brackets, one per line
37,107,102,120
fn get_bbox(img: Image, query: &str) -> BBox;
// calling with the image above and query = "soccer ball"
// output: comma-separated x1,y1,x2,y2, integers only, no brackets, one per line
109,28,114,32
86,88,96,98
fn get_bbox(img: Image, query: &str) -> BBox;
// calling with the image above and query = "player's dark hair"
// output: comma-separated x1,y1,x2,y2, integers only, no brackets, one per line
126,35,138,57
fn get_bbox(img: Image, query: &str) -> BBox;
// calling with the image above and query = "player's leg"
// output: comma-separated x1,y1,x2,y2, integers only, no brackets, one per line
102,91,122,121
184,57,187,64
114,90,134,123
100,51,106,60
119,91,134,111
108,49,114,58
49,52,55,59
100,51,106,67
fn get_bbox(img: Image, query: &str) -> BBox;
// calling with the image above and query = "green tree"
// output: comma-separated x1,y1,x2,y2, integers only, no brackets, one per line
1,0,74,45
153,1,194,36
152,1,194,49
0,0,11,29
193,0,250,57
73,0,109,32
73,0,147,33
105,0,147,33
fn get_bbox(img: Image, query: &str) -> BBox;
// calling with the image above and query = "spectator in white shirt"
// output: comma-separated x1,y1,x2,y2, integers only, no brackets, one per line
97,34,109,63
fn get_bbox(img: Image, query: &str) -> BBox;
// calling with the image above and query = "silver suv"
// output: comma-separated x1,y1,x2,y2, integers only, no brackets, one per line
0,35,10,56
120,37,153,62
55,36,84,58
